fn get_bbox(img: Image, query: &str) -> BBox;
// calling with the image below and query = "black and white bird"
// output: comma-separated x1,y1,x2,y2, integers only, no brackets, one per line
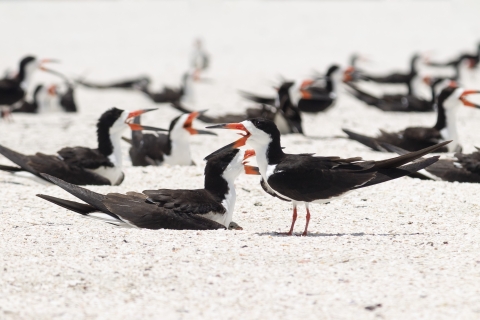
0,108,163,185
241,65,341,114
42,67,78,112
127,110,217,166
206,118,448,236
343,84,480,153
0,56,57,107
37,148,259,230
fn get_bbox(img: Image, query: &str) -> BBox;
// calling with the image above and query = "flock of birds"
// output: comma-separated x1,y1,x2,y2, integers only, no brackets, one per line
1,40,480,236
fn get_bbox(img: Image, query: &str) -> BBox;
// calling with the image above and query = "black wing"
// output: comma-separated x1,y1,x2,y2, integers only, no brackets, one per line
401,127,442,143
130,132,167,166
267,155,376,202
142,189,226,215
362,72,412,84
57,147,113,169
28,153,112,185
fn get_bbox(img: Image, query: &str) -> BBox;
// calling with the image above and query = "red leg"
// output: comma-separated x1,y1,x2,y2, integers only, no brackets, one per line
302,205,311,236
285,204,297,236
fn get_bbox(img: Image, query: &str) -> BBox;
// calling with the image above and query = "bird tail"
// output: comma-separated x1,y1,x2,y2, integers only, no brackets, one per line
357,156,439,188
377,142,437,180
0,164,23,173
36,194,97,215
342,129,384,151
0,144,41,177
371,140,450,170
38,173,111,213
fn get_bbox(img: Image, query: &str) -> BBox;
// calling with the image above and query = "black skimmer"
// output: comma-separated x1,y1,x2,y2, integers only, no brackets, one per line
174,81,304,134
355,54,421,95
126,111,216,166
344,76,449,112
0,108,163,185
380,143,480,183
205,118,449,236
425,42,480,78
295,65,341,113
0,56,57,107
241,65,341,114
425,53,478,81
77,76,151,90
42,68,78,112
343,84,480,153
36,149,259,230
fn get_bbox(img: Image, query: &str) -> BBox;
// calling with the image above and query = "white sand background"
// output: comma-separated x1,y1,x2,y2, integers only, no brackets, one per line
1,0,480,319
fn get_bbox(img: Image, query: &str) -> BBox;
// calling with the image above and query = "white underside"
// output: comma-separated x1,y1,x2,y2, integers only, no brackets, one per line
86,166,123,185
82,212,136,228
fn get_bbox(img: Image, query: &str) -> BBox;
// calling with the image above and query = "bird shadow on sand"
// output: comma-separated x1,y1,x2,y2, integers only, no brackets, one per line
304,135,346,140
255,231,424,237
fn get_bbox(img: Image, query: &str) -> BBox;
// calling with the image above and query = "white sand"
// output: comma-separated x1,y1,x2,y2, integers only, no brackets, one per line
1,1,480,319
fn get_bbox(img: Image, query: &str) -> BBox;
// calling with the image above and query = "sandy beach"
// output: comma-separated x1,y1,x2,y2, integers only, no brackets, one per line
1,0,480,319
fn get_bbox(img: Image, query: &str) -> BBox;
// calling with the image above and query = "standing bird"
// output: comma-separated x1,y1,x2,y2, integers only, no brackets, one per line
37,149,259,230
127,111,217,166
0,56,57,107
205,118,448,236
0,108,163,185
342,84,480,153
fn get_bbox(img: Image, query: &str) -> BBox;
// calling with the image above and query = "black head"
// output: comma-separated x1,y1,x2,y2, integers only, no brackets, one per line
204,149,241,197
205,149,240,177
97,107,124,130
97,108,124,155
277,81,295,95
248,118,281,137
326,65,340,77
437,85,458,106
19,56,36,70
